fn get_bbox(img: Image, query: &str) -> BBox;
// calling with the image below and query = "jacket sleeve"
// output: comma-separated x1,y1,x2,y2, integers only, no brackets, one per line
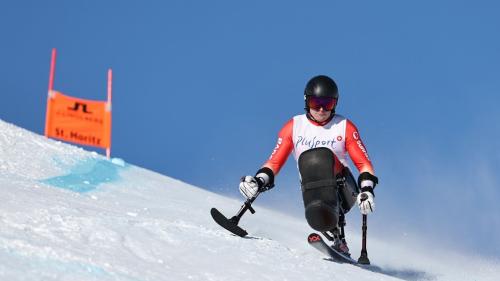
345,119,375,175
262,119,294,175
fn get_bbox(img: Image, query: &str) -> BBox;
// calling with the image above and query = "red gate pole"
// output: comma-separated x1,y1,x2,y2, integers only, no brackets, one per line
106,68,113,159
44,48,57,137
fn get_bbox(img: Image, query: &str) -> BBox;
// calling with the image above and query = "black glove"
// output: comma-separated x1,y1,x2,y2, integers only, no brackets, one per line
357,172,378,195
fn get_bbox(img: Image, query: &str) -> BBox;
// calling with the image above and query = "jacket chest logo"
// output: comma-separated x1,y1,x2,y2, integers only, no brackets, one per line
295,135,338,150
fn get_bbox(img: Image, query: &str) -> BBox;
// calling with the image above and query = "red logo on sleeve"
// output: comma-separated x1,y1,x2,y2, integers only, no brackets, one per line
353,132,359,140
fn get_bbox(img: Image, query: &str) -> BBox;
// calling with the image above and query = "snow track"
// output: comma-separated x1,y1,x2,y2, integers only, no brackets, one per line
0,119,498,281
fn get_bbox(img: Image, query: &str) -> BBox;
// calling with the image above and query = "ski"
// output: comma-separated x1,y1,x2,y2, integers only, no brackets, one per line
307,233,358,264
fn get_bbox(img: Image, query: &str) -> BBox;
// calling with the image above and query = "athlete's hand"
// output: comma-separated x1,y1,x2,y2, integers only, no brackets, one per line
239,176,262,199
357,191,375,215
356,172,378,215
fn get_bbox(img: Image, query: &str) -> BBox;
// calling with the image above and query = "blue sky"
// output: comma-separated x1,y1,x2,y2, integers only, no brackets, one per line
1,1,500,257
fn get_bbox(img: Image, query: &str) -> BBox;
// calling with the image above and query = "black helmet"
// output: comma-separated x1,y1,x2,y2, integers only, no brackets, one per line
304,75,339,113
304,75,339,99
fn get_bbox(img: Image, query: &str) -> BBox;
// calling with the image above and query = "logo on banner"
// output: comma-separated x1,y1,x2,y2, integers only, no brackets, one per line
68,102,92,114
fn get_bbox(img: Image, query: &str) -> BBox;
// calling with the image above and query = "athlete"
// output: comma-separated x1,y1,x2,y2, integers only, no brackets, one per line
238,75,378,256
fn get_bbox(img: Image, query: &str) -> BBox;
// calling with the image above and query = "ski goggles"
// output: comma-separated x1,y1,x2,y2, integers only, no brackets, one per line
307,96,337,111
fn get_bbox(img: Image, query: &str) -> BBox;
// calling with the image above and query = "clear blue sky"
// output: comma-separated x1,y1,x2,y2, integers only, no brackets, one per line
1,0,499,257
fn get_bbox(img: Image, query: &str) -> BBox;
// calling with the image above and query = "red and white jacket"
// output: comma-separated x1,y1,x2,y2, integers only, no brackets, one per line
263,114,374,177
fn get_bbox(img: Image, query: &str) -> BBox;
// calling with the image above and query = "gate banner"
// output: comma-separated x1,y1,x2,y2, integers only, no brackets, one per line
45,90,111,148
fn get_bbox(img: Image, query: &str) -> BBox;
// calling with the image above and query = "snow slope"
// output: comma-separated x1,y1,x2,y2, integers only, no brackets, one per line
0,119,498,281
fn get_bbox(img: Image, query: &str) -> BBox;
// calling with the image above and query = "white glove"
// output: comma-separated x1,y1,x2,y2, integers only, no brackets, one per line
357,191,375,215
239,176,262,199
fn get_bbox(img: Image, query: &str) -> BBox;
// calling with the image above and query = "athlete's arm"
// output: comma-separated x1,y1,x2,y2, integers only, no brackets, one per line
243,119,294,191
346,119,379,201
262,119,294,175
345,119,375,175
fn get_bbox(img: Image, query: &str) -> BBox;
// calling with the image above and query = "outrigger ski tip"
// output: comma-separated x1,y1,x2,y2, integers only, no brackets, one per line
210,208,248,237
210,192,260,237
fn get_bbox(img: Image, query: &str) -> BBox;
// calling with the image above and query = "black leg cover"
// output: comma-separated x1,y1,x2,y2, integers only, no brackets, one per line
298,148,339,232
338,167,360,213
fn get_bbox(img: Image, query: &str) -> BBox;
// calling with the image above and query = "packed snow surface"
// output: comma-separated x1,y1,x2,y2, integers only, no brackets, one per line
0,119,498,281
